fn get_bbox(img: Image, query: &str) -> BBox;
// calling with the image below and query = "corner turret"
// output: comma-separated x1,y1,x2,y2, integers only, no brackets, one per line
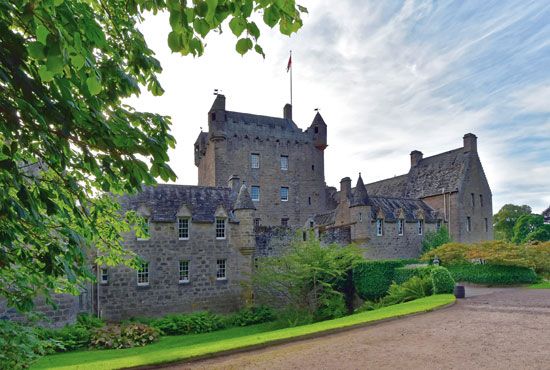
209,94,227,142
309,112,327,150
350,173,372,241
351,173,372,207
233,183,256,211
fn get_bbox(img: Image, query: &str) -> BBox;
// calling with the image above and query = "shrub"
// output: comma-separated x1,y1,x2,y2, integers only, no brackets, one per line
430,266,455,294
394,265,434,285
422,226,451,253
90,323,159,349
225,306,275,327
34,323,91,352
274,307,314,328
76,313,105,330
0,320,45,370
447,264,538,285
357,275,432,312
149,311,225,336
353,260,406,301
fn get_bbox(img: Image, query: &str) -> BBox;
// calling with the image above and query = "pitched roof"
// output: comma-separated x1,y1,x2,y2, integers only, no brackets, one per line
369,196,436,222
366,148,469,198
234,184,256,210
351,174,372,207
226,111,299,131
117,184,237,223
314,211,336,227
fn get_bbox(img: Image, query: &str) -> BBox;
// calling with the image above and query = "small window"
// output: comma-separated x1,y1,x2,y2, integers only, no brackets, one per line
137,262,149,286
254,218,261,228
311,164,315,171
309,221,314,228
250,153,260,169
251,186,260,201
471,193,475,207
179,260,189,283
281,218,289,227
467,217,472,232
308,197,311,205
178,218,189,239
216,259,226,280
100,268,108,284
314,126,319,134
480,194,484,207
215,218,226,239
417,220,423,235
376,219,383,236
359,212,363,222
397,219,404,236
280,187,289,202
138,217,150,240
211,112,216,121
484,218,488,232
280,155,288,171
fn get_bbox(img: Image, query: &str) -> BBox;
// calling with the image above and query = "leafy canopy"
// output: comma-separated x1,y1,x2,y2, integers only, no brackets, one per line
0,0,307,311
493,204,532,241
421,225,451,253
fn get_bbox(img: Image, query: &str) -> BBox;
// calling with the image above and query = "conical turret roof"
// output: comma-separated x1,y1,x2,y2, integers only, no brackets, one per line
233,183,256,210
351,173,372,207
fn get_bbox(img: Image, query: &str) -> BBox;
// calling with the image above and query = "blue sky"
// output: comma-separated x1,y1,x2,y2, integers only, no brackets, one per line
129,0,550,213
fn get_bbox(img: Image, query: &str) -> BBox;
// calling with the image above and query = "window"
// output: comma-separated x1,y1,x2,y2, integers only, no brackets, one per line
308,197,311,205
280,155,288,170
417,220,423,235
216,259,226,280
376,219,383,236
311,164,315,171
280,187,289,202
281,218,289,227
211,112,216,121
179,260,189,283
251,186,260,201
471,193,475,207
359,212,363,222
397,219,404,236
138,217,150,240
309,221,314,228
137,262,149,286
250,153,260,169
178,218,189,239
436,220,442,231
314,126,319,134
467,217,472,232
485,218,488,232
254,218,261,228
480,194,484,207
100,268,108,284
215,218,226,239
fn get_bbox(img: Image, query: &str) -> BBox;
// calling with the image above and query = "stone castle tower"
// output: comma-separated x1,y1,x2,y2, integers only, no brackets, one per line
195,95,328,227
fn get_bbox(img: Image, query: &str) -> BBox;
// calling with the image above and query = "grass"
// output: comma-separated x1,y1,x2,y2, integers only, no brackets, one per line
528,281,550,289
32,294,455,370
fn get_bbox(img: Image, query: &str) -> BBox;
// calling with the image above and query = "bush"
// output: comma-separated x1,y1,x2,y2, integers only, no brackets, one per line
273,307,314,328
149,311,225,336
225,306,276,327
422,226,451,253
90,323,159,349
430,266,455,294
76,313,105,330
353,260,407,301
394,265,434,284
447,264,538,285
34,323,92,353
0,320,45,370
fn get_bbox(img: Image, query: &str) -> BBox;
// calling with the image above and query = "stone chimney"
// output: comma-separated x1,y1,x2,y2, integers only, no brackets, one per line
463,133,477,153
283,103,292,120
340,177,351,201
410,150,423,167
227,175,240,193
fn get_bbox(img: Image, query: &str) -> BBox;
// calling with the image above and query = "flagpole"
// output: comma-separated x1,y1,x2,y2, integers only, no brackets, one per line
289,50,293,106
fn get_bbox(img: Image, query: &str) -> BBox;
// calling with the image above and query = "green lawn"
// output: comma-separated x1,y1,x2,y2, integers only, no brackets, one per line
32,294,455,370
528,281,550,289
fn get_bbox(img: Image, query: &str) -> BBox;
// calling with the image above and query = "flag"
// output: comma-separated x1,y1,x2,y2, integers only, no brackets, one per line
286,55,292,72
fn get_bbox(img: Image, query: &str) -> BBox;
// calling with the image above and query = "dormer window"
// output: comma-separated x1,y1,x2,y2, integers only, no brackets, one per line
215,218,226,239
397,219,404,236
376,219,384,236
178,218,189,239
417,220,423,235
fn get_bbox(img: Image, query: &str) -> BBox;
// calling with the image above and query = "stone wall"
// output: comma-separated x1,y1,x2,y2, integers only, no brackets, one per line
254,226,296,258
319,226,351,246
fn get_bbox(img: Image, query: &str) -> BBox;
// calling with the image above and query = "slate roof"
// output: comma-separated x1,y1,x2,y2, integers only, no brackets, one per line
366,148,468,198
117,184,238,223
369,196,436,222
226,111,299,131
314,211,336,227
234,184,256,210
351,174,372,207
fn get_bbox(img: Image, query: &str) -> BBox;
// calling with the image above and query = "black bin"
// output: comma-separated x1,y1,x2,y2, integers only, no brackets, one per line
454,285,465,299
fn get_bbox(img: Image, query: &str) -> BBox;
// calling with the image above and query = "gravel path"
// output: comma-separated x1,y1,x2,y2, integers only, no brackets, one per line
162,287,550,370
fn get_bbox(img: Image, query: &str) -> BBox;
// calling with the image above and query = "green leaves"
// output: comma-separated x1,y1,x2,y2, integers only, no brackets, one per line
236,38,253,55
36,24,50,45
229,17,246,37
86,76,102,95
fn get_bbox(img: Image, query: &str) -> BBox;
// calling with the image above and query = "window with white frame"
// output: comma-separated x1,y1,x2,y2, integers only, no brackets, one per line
137,262,149,286
417,220,423,235
250,153,260,169
216,259,226,280
280,187,289,202
100,268,108,284
251,186,260,201
376,219,383,236
280,155,288,170
397,219,404,236
138,217,150,240
215,218,226,239
178,217,189,239
179,260,189,283
466,216,472,232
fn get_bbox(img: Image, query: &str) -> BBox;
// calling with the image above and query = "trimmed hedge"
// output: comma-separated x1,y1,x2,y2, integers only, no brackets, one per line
430,266,455,294
447,264,538,285
353,260,407,301
394,266,434,284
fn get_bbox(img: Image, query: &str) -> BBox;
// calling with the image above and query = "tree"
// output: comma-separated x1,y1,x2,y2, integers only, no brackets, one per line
512,214,547,244
493,204,532,241
0,0,307,312
421,225,451,253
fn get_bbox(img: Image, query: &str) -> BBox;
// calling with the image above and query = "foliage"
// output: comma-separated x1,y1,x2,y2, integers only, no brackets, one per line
35,323,91,353
512,214,549,244
76,313,105,330
0,319,45,370
352,260,407,301
528,281,550,289
394,265,434,285
447,264,538,285
430,266,455,294
142,311,225,336
494,204,532,241
0,0,307,313
422,226,451,253
357,275,433,311
524,224,550,243
253,237,363,320
273,307,314,328
225,306,275,327
422,240,550,275
33,295,455,370
90,323,159,350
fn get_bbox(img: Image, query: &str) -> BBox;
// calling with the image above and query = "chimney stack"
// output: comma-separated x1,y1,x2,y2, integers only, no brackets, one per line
340,177,351,201
283,103,292,120
410,150,423,167
463,133,477,153
227,175,240,193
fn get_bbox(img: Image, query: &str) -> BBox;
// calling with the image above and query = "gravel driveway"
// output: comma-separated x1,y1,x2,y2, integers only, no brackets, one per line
163,287,550,370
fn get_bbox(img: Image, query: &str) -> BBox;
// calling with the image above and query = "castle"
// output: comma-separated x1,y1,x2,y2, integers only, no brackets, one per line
1,95,494,323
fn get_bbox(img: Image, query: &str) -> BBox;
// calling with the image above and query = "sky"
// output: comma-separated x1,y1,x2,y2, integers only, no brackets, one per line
126,0,550,214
